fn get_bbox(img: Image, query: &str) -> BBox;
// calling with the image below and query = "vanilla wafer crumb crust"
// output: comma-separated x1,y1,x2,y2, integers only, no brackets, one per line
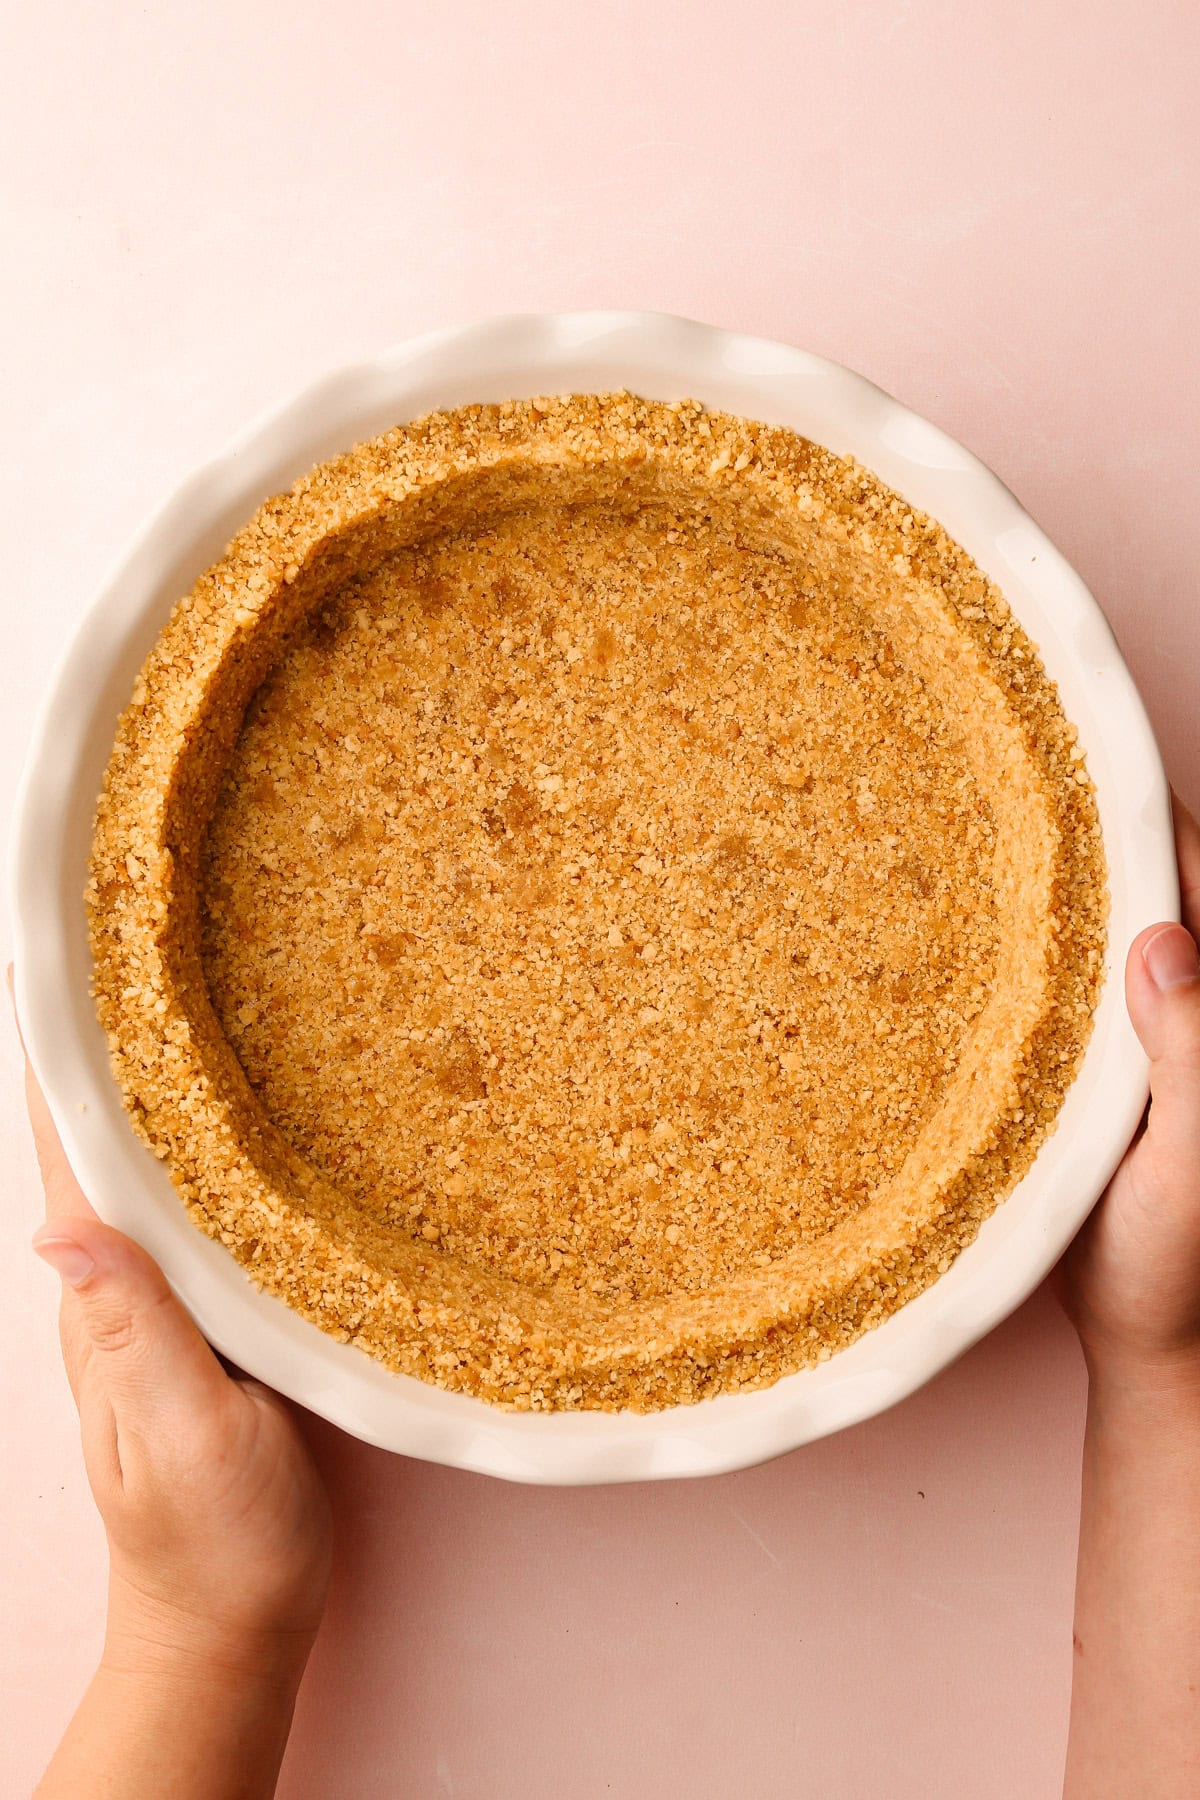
88,394,1107,1410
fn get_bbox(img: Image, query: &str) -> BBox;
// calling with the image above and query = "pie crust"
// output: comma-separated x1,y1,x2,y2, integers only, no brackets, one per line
88,394,1107,1409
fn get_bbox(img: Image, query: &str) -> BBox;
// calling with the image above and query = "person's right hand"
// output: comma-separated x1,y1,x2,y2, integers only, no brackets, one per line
1061,795,1200,1390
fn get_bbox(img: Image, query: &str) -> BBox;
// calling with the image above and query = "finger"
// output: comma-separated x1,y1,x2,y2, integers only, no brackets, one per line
22,1062,96,1224
8,977,96,1226
1172,792,1200,944
1125,922,1200,1174
12,971,99,1397
32,1218,229,1440
56,1299,92,1410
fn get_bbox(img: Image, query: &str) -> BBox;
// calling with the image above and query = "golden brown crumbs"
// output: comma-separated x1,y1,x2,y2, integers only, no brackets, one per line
87,392,1107,1411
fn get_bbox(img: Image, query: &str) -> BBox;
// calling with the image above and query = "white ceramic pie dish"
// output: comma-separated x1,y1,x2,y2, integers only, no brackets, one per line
9,310,1176,1484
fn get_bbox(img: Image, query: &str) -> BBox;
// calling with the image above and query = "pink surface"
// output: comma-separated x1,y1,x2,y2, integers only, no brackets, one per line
2,2,1197,1795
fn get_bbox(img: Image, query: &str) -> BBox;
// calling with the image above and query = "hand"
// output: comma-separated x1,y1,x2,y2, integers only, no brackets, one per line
1061,794,1200,1390
17,1022,332,1693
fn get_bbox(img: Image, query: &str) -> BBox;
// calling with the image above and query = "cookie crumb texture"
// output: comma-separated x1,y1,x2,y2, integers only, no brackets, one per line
89,395,1106,1410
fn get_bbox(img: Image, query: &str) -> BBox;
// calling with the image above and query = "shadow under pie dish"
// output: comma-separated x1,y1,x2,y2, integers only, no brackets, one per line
87,390,1107,1412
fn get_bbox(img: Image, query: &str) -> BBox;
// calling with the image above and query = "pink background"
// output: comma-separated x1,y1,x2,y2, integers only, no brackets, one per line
2,2,1198,1794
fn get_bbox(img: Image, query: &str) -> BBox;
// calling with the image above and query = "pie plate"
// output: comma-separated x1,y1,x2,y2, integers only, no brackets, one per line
9,312,1176,1483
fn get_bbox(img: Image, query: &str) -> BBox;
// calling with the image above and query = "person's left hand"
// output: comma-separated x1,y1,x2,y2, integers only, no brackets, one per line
18,1027,331,1691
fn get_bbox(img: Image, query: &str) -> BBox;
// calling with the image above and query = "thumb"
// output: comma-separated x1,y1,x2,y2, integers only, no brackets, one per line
33,1217,228,1432
1127,922,1200,1176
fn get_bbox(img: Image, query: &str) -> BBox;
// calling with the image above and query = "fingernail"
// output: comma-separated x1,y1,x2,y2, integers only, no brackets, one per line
33,1232,95,1287
1143,924,1200,992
